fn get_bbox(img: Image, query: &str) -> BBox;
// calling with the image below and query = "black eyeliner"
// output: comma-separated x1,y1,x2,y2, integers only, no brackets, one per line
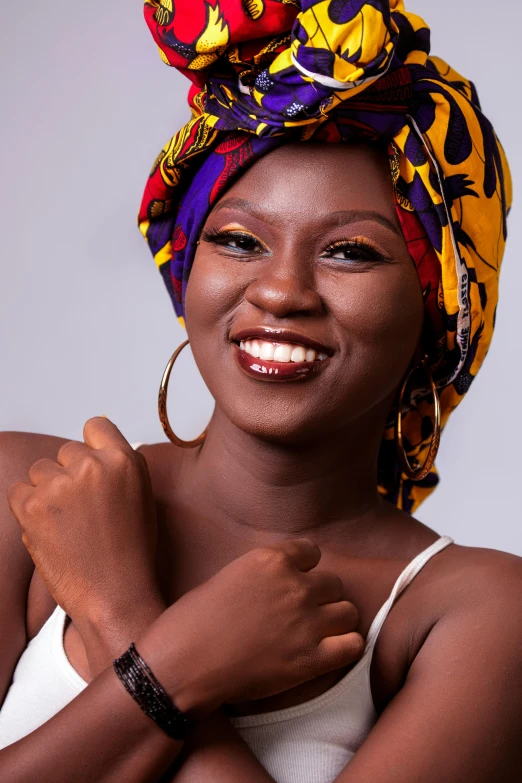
200,227,267,254
321,238,387,262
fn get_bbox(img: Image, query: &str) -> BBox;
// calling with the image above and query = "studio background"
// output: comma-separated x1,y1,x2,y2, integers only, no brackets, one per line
1,1,520,554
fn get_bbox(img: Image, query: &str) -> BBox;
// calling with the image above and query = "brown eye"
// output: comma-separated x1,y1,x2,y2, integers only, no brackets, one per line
201,229,266,255
321,240,384,263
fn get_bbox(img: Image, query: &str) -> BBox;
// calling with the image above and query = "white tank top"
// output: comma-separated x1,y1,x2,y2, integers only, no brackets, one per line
0,443,454,781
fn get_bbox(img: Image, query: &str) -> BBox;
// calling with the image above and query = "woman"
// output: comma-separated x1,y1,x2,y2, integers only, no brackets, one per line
0,1,519,781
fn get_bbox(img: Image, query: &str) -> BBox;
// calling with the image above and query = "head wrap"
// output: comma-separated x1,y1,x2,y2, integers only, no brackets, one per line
138,0,512,513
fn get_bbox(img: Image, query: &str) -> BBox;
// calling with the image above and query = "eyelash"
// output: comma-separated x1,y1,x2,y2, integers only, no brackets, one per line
200,228,386,263
321,238,385,263
201,227,267,254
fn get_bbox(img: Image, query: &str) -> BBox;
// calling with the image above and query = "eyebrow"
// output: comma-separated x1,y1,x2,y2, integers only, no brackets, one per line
211,197,402,237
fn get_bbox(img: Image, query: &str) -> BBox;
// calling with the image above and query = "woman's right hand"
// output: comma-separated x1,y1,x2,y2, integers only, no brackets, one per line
138,538,364,718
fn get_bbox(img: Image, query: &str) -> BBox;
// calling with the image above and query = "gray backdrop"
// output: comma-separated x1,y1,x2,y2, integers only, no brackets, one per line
1,2,520,554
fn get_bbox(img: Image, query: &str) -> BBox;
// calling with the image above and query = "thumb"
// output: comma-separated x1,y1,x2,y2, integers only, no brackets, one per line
83,416,132,451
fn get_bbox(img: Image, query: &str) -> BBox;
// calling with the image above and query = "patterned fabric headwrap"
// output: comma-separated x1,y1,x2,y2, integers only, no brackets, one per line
139,0,512,513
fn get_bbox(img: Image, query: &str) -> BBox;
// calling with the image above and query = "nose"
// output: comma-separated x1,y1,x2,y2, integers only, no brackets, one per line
244,251,323,318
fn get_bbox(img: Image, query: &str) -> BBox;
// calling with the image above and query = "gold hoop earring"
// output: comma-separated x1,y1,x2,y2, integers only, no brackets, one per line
396,356,441,481
158,340,207,448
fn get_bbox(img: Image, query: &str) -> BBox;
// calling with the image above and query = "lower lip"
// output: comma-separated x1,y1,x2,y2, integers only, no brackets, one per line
234,344,330,382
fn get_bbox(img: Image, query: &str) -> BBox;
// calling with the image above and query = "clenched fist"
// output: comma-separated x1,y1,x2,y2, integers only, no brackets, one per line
7,417,163,632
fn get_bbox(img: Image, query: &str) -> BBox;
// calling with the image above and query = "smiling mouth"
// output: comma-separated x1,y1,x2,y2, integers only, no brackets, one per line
240,338,329,364
233,338,332,382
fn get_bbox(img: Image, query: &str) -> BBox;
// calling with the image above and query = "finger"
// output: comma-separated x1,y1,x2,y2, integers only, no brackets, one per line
317,601,360,637
307,570,345,605
28,458,64,486
83,416,131,452
316,632,366,674
6,480,33,520
56,440,89,467
277,538,321,572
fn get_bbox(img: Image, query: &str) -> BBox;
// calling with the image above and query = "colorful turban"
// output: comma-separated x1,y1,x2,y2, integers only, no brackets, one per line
138,0,512,514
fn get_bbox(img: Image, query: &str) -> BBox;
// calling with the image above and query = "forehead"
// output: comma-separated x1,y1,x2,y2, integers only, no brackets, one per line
213,142,396,222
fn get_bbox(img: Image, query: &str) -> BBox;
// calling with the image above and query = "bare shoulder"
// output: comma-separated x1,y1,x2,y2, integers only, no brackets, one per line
427,540,522,609
401,538,522,640
0,431,72,690
403,538,522,674
341,541,522,782
350,540,522,781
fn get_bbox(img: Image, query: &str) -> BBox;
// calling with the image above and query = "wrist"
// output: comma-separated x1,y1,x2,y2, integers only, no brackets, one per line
134,611,225,721
76,592,167,679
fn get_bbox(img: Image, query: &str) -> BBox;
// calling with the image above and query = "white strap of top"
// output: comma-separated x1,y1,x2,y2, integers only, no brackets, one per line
365,535,454,652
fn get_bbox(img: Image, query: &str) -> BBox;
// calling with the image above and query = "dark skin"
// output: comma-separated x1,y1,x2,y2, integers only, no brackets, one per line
1,143,521,782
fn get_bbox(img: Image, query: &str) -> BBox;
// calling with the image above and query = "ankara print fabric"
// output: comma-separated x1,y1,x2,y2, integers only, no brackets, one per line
138,0,512,514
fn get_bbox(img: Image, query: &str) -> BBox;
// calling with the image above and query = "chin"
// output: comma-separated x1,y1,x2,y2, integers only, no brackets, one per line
220,396,345,445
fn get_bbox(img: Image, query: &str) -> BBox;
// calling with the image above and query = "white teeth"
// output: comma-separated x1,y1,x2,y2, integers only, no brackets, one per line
260,342,275,361
274,344,292,362
291,346,306,363
240,339,328,363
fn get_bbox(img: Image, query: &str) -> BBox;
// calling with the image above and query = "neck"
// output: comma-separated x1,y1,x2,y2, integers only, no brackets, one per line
186,406,389,542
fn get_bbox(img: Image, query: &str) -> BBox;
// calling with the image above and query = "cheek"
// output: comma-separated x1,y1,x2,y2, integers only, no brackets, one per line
327,265,424,394
183,251,248,404
352,271,422,342
184,250,243,333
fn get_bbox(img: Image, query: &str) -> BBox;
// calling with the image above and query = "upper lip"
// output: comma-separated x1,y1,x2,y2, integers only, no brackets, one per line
231,327,334,355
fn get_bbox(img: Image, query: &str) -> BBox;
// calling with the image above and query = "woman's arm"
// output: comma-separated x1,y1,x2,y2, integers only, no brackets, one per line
3,418,363,781
0,562,281,783
0,650,183,782
334,548,522,782
0,431,272,782
0,554,274,783
0,431,176,780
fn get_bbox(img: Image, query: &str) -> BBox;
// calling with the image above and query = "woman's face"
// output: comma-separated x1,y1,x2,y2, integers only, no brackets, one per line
184,142,424,443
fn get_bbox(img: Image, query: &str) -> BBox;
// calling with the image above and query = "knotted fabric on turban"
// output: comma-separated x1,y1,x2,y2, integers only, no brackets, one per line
138,0,512,514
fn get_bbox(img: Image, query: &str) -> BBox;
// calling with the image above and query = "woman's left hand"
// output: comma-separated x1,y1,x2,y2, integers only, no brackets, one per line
7,417,165,661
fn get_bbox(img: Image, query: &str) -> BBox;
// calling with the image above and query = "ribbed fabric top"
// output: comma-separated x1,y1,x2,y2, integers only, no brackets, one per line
225,534,453,782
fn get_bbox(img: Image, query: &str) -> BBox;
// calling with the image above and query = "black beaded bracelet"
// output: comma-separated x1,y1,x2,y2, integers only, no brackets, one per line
113,643,195,740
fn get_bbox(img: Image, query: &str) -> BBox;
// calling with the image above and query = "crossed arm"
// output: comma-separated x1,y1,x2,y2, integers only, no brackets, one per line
2,577,520,783
1,433,521,782
173,553,522,783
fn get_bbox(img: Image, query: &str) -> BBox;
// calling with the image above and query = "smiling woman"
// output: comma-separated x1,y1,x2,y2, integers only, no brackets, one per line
139,0,510,511
0,2,521,783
